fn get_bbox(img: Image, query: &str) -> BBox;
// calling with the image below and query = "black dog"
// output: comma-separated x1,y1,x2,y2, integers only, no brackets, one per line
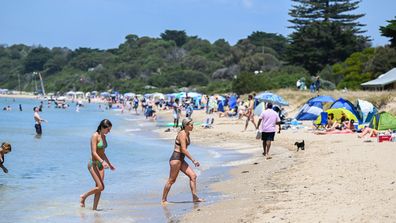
294,140,305,151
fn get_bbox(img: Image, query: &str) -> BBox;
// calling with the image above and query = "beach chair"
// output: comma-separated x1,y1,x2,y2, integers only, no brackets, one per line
202,116,215,128
317,112,328,129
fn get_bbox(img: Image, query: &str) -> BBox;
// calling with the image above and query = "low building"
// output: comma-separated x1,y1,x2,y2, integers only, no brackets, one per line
361,68,396,90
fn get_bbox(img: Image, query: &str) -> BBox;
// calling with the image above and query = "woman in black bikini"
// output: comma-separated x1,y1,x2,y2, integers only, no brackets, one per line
161,118,204,205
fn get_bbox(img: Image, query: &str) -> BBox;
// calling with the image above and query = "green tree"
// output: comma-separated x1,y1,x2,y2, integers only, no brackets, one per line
24,47,51,73
380,16,396,48
287,0,369,75
160,30,188,47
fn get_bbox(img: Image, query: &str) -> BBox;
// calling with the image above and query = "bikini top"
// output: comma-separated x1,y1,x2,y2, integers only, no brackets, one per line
174,133,190,152
97,137,107,150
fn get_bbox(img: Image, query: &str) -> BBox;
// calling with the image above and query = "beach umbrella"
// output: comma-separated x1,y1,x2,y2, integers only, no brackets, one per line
175,92,187,99
213,95,226,101
152,92,165,100
187,92,202,98
124,92,135,98
255,92,288,106
100,92,110,97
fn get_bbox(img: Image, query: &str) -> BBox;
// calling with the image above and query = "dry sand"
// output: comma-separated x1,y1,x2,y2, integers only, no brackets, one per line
156,105,396,223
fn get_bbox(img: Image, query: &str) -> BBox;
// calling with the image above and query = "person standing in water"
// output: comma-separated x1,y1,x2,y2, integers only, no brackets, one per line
162,118,204,205
33,107,47,135
80,119,115,210
0,142,12,173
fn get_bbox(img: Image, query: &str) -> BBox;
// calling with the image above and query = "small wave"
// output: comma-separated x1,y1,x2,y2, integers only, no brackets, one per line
208,150,222,158
125,128,141,132
124,118,140,121
221,158,259,167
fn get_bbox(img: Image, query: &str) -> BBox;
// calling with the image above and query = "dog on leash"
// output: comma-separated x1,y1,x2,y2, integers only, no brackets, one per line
294,140,305,151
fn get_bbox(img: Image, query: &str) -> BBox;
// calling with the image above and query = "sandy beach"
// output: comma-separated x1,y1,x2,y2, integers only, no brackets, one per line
156,95,396,222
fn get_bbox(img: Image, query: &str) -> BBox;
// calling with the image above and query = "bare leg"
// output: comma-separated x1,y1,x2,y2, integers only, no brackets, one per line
265,141,272,159
244,116,250,131
80,164,104,210
180,161,203,202
262,140,267,156
250,116,257,129
358,127,370,138
93,168,104,210
162,160,181,205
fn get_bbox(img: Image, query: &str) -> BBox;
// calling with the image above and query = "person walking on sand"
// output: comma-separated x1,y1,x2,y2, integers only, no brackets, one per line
243,95,257,131
172,98,181,128
0,142,12,173
256,103,281,159
162,118,204,205
80,119,115,210
33,106,47,135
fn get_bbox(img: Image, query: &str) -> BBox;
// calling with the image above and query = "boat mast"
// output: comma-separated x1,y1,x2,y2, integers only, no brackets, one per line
33,72,46,96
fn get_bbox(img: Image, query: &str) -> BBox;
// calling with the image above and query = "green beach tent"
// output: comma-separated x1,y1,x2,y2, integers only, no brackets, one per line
370,112,396,130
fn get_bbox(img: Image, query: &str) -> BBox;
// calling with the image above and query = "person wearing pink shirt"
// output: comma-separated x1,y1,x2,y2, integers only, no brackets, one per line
256,103,281,159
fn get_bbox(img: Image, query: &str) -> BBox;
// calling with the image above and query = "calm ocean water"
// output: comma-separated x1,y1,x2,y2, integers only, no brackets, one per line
0,97,247,223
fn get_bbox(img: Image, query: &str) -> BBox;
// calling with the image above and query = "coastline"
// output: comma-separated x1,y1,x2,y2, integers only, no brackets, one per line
156,108,396,222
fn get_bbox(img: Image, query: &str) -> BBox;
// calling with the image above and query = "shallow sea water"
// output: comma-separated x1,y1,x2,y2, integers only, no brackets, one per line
0,97,248,223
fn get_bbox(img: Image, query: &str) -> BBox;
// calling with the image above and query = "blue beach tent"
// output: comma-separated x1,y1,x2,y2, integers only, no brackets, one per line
356,99,378,124
294,95,335,121
329,98,361,123
295,101,324,120
228,96,237,109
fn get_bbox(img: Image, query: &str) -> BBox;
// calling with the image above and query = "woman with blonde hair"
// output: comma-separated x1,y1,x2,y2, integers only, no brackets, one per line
0,142,12,173
162,118,204,205
80,119,115,210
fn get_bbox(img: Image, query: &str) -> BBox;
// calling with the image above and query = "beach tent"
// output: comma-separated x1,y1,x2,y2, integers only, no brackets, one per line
217,100,225,112
314,108,359,125
75,91,84,99
254,102,266,116
356,99,377,124
228,96,237,109
295,101,324,120
370,112,396,130
308,95,335,104
294,95,335,121
329,98,361,123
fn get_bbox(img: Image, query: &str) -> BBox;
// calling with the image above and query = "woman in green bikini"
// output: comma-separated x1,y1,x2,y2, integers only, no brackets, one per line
80,119,115,210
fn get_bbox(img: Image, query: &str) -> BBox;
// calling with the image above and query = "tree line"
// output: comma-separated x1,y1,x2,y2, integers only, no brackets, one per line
0,0,395,95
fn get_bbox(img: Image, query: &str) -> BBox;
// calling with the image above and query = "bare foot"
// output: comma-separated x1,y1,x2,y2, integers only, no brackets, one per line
80,195,85,207
193,198,205,203
161,200,168,206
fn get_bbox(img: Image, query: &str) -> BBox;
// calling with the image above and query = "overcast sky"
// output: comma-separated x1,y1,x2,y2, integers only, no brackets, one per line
1,0,394,49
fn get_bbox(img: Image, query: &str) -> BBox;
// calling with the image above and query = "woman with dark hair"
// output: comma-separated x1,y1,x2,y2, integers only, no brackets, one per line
80,119,115,210
162,118,203,205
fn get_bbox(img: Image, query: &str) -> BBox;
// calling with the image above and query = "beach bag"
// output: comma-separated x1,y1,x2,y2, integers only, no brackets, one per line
256,130,261,140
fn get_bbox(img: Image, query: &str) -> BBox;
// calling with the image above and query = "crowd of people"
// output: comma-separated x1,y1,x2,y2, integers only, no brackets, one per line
1,92,288,211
